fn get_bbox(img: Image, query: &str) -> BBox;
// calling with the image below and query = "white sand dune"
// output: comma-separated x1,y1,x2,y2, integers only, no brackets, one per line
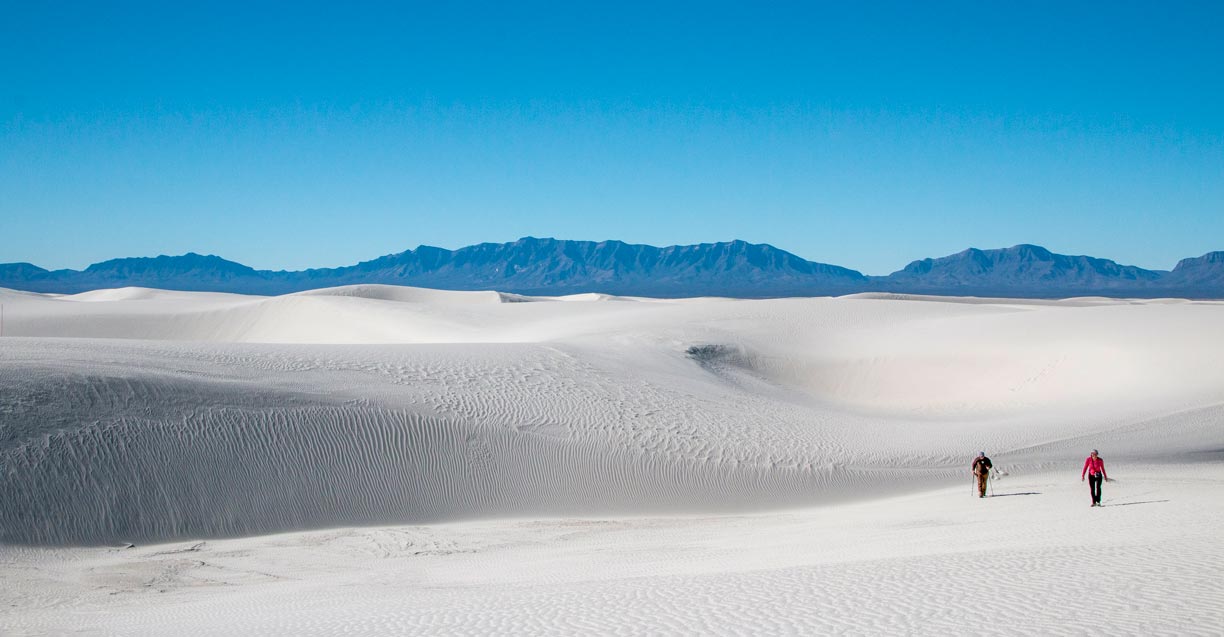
61,287,256,303
292,283,540,304
1,286,1222,634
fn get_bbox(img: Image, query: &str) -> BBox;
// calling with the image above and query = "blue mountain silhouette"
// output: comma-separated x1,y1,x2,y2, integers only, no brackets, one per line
2,238,1221,298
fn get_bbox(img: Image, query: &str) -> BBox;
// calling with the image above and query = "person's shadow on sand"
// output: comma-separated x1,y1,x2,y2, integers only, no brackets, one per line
1101,500,1170,507
990,492,1041,497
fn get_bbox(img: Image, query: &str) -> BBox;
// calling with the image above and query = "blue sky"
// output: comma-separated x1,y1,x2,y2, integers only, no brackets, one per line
2,1,1221,275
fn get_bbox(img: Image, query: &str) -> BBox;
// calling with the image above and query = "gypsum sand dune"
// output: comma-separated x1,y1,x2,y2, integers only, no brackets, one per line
1,288,1223,546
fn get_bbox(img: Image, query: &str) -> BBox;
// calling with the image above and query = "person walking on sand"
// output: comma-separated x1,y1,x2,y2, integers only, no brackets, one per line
972,451,993,498
1082,449,1109,507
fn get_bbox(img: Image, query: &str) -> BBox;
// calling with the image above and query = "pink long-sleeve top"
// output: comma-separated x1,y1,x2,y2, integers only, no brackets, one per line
1081,455,1107,479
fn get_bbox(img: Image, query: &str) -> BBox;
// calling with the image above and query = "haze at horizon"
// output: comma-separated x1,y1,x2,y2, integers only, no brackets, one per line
2,1,1222,275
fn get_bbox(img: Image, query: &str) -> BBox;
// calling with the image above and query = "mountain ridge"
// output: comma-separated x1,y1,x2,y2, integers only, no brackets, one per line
2,238,1221,299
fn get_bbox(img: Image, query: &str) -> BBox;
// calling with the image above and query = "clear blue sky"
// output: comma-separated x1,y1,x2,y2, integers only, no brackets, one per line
2,1,1221,275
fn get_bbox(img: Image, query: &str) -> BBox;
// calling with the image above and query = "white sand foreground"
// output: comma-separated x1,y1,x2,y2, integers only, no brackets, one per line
1,286,1222,634
3,465,1220,635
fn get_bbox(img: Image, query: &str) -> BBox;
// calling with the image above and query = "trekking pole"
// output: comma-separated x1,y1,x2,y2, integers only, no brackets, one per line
988,472,995,497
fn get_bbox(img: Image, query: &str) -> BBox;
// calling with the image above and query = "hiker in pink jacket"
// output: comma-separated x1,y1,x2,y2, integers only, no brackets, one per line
1081,449,1109,507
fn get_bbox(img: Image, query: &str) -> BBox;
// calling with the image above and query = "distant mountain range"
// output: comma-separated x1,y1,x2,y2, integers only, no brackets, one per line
2,238,1222,299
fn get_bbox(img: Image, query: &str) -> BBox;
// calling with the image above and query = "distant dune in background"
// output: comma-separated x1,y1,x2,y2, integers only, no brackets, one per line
3,237,1222,299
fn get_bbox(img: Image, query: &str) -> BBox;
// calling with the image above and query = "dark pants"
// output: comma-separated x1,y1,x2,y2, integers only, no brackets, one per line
976,471,988,497
1088,473,1103,505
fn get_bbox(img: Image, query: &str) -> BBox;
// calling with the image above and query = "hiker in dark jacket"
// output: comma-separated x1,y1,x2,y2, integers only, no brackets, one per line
972,452,993,498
